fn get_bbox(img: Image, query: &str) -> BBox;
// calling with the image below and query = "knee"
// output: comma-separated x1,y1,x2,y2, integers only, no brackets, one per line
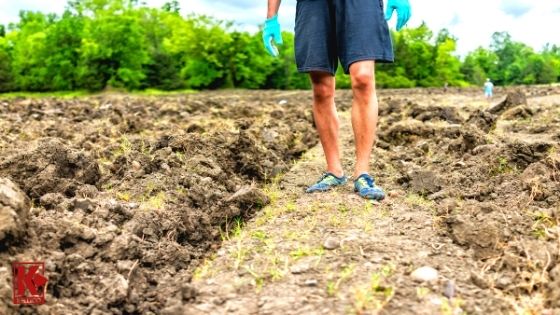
312,81,335,101
351,70,374,91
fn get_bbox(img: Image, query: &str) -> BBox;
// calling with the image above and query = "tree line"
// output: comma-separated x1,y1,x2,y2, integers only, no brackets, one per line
0,0,558,93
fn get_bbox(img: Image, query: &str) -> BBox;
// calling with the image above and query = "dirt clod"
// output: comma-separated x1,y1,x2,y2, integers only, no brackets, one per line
488,90,528,115
0,178,29,247
0,138,101,199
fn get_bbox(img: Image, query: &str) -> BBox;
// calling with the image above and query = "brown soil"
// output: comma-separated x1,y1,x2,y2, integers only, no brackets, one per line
1,86,560,314
182,87,560,315
0,91,318,314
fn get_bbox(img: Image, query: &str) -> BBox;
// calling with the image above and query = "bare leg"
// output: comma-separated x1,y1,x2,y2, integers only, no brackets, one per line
349,61,378,177
309,71,343,177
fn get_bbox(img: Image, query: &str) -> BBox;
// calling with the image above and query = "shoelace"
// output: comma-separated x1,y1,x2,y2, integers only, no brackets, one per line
357,176,375,188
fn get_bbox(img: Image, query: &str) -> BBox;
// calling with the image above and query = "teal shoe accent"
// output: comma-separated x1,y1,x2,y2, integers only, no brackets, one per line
306,172,348,193
354,174,385,201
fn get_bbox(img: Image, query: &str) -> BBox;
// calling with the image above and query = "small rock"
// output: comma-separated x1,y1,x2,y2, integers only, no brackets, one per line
443,280,455,299
73,198,96,212
131,161,142,170
161,163,171,174
323,237,340,250
278,100,288,105
227,185,269,209
0,178,30,244
495,276,512,289
39,193,65,209
470,272,489,289
127,202,139,209
411,266,439,282
290,262,310,274
181,284,197,301
388,190,401,198
303,279,318,287
117,260,135,273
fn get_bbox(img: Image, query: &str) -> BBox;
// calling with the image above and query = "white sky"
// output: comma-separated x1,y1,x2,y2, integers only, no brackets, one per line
1,0,559,56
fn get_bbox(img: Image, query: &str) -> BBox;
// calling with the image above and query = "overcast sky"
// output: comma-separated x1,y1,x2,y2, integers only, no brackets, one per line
1,0,559,56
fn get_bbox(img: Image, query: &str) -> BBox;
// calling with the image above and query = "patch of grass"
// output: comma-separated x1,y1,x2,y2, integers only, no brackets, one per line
140,191,166,210
116,192,131,202
0,90,91,100
132,88,196,96
327,264,356,298
441,297,466,315
192,255,216,280
416,287,430,299
405,193,434,208
351,264,396,312
285,201,297,213
327,280,337,297
490,156,515,176
531,210,555,239
289,245,324,260
251,230,268,241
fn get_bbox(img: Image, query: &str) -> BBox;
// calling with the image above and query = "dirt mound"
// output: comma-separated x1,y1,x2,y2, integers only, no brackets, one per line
0,138,101,199
466,110,498,132
0,178,29,249
488,90,528,115
379,119,435,145
448,126,488,154
0,91,320,314
505,140,554,169
501,105,534,120
1,88,559,314
409,105,464,124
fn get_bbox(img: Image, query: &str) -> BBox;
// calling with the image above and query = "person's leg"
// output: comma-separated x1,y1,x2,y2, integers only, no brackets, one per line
310,71,344,177
349,61,378,177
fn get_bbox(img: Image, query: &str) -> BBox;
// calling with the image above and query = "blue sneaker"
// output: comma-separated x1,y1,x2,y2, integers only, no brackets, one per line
306,172,348,193
354,174,385,200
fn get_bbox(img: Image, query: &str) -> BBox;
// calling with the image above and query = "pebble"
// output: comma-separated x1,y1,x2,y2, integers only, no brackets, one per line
303,279,318,287
443,280,455,299
495,276,512,289
470,271,489,289
73,198,96,212
411,266,439,282
323,237,340,250
131,160,142,170
290,262,310,274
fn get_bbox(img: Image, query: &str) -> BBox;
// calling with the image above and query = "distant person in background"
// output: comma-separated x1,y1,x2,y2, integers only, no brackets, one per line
484,78,494,98
262,0,411,200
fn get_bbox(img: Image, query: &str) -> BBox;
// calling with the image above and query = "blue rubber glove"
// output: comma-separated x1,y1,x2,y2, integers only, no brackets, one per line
262,15,283,57
385,0,411,31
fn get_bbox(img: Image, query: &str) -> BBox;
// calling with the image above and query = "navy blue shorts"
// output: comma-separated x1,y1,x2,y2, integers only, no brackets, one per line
295,0,394,75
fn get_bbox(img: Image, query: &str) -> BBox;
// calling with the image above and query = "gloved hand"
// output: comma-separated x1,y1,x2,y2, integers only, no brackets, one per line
262,15,283,57
384,0,411,31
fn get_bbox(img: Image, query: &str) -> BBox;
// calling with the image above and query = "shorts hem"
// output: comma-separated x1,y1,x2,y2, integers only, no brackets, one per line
344,55,394,74
297,67,336,76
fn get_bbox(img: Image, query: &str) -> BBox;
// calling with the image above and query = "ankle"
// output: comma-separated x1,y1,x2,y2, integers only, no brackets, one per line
327,169,345,178
353,171,369,178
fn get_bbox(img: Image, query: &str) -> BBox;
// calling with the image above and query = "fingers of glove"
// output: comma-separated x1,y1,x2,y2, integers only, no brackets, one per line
264,37,279,57
274,32,283,45
396,9,408,30
385,7,394,21
402,8,411,29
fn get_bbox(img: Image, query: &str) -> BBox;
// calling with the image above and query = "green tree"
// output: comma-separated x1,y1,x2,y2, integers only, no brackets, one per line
44,11,85,90
77,3,149,90
9,11,51,91
162,0,180,14
461,48,499,85
0,37,13,92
